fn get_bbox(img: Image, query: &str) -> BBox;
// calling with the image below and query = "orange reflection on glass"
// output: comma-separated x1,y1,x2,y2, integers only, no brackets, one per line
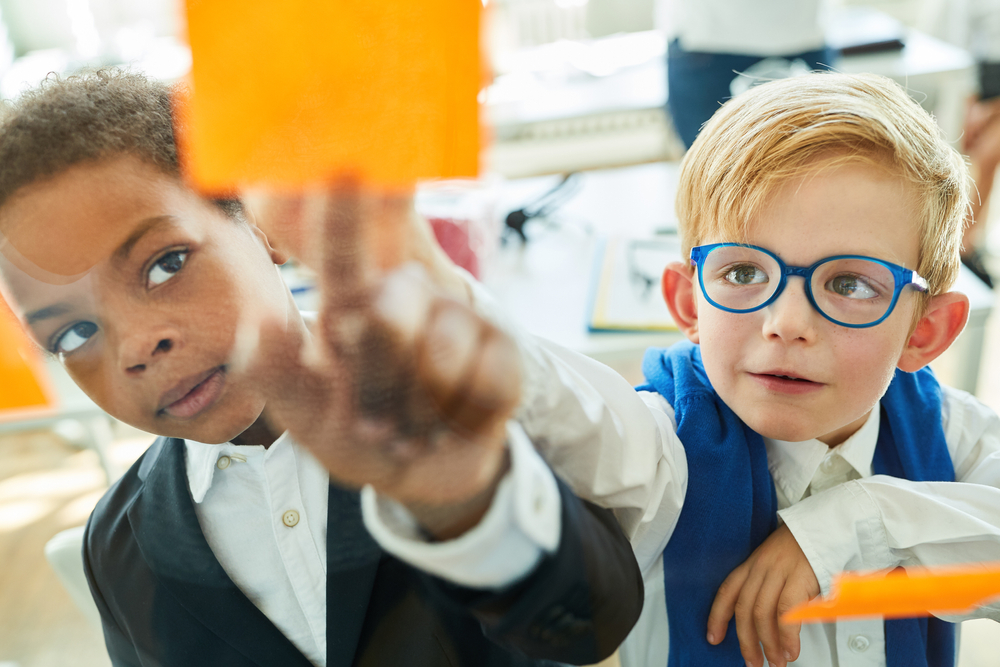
783,563,1000,622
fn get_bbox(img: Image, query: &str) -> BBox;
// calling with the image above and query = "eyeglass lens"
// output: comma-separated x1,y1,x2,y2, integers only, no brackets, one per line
700,246,898,325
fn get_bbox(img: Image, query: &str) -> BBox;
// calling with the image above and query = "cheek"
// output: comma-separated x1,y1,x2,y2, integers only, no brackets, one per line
829,328,905,402
697,309,754,359
65,358,153,427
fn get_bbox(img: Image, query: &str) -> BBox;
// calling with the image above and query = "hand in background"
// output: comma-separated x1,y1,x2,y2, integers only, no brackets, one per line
705,524,820,667
246,185,522,540
963,97,1000,215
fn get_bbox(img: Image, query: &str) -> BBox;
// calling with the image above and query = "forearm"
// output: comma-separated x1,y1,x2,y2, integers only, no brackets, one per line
362,426,644,663
461,272,687,560
423,480,644,665
780,478,1000,620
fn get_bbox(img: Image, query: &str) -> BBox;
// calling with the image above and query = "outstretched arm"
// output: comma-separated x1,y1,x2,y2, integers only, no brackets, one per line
416,477,644,665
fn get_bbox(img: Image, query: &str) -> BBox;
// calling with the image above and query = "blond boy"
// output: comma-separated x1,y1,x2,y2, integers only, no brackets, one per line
526,72,1000,667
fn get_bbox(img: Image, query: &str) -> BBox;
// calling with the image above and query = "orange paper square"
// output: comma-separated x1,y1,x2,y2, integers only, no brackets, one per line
182,0,481,191
0,296,51,413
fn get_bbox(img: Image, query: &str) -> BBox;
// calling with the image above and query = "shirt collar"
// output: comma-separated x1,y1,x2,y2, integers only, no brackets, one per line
184,431,292,503
764,408,880,504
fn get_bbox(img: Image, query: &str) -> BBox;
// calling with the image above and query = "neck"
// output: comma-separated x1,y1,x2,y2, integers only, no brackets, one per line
230,410,282,448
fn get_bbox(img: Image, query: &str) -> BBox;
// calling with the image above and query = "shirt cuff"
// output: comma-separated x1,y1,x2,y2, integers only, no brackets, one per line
778,480,895,595
361,421,562,589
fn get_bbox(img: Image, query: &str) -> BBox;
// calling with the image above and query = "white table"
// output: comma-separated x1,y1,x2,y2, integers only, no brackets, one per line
484,162,995,392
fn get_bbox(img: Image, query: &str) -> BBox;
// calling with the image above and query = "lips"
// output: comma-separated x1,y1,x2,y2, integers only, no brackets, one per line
158,366,226,419
749,370,823,394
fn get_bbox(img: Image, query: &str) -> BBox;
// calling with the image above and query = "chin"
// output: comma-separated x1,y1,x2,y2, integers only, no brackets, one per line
164,398,265,445
741,412,819,444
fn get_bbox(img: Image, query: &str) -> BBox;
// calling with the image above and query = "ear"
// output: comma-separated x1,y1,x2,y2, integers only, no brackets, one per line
662,261,700,343
897,292,970,372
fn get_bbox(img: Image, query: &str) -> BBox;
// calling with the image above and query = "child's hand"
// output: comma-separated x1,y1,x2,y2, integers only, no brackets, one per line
706,524,820,667
247,185,521,540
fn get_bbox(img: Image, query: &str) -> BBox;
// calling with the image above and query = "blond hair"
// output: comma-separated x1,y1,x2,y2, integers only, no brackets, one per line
675,72,970,299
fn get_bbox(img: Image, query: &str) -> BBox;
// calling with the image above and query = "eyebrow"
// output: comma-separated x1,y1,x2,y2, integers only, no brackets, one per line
112,215,176,264
25,302,72,325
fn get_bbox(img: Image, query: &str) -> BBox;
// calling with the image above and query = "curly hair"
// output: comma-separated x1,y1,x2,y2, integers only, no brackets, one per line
0,68,242,218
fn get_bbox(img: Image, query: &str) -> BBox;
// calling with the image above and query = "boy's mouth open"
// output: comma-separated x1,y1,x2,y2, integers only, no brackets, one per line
749,371,823,394
158,366,227,419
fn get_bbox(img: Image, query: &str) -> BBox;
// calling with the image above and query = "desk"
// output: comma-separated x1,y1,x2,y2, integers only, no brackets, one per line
484,162,995,393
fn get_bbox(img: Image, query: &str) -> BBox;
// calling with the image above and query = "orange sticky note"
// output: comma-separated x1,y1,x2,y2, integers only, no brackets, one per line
182,0,481,191
783,563,1000,623
0,295,52,413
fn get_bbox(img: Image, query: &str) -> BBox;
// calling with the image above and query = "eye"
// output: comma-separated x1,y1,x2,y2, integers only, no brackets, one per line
53,321,98,355
147,250,188,287
827,274,878,299
723,264,768,286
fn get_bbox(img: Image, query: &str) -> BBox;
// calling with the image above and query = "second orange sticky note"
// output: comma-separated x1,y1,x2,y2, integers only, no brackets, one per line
784,563,1000,623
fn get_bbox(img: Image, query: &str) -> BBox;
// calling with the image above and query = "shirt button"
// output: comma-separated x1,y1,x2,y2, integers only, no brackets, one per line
821,457,835,472
282,510,300,527
216,456,231,470
849,634,870,652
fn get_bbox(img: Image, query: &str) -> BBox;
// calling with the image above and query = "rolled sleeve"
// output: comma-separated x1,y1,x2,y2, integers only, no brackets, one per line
778,480,894,595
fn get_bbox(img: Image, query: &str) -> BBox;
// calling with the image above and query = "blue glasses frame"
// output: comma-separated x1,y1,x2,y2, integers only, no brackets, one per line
689,243,929,328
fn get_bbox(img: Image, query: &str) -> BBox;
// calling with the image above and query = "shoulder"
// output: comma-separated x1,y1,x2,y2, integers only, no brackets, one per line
84,437,169,584
938,385,1000,476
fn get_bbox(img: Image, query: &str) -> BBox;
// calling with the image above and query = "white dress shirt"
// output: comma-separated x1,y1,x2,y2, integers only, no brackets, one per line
466,316,1000,667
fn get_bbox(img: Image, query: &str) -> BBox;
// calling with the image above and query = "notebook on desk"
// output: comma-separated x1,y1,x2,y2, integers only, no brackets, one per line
588,236,679,332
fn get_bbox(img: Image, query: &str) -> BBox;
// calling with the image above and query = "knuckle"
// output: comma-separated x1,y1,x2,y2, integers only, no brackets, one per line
752,601,771,624
733,597,751,618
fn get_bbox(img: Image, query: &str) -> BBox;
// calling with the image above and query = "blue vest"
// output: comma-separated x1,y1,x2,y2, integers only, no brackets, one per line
637,341,955,667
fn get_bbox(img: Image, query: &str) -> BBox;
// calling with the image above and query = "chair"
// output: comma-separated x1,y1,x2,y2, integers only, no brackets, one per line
44,525,102,630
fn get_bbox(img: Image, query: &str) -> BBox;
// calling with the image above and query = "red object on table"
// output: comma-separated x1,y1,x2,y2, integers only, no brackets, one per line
428,216,479,278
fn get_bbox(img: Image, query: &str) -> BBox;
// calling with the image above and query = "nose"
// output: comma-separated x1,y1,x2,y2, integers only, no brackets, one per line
118,321,182,374
761,276,818,342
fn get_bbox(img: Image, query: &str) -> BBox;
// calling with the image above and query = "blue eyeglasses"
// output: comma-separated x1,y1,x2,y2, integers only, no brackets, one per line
690,243,928,328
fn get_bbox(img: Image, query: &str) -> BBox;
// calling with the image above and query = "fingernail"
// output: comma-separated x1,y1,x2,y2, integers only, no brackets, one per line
706,632,715,644
785,650,793,661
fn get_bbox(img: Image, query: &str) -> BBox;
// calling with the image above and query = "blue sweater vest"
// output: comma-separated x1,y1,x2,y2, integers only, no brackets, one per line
637,341,955,667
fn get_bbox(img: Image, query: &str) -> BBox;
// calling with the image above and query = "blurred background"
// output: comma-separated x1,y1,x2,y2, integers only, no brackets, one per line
2,0,1000,665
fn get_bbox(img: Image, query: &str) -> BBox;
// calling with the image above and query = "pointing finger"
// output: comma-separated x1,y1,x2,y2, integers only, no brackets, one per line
320,182,368,317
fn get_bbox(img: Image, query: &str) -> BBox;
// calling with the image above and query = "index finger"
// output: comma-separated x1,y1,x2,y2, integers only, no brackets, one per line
320,181,368,314
319,185,416,311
